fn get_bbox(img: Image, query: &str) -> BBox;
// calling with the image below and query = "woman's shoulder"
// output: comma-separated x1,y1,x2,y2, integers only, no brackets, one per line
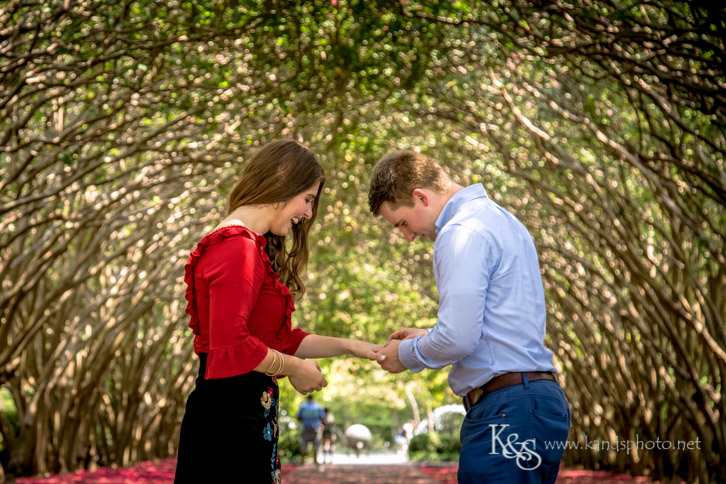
186,225,267,274
200,224,266,249
183,226,266,334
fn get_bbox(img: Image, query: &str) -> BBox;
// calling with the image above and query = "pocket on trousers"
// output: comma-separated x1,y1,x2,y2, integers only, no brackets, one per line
528,399,570,464
461,412,509,446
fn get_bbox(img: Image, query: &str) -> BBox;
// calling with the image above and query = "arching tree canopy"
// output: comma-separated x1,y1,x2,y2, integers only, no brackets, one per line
1,1,723,481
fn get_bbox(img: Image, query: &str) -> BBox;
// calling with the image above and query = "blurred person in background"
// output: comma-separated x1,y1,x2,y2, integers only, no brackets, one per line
321,406,336,464
296,394,325,467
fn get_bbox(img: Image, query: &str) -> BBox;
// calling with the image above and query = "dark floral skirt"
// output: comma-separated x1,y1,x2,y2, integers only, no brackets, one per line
174,354,281,484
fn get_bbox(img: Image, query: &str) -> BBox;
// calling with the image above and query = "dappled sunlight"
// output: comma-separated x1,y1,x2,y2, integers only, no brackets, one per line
1,1,722,482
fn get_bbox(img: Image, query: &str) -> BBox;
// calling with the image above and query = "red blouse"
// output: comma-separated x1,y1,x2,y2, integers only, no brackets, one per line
183,225,309,379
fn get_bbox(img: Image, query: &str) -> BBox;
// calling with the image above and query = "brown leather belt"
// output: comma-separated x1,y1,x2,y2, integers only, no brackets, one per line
463,371,556,411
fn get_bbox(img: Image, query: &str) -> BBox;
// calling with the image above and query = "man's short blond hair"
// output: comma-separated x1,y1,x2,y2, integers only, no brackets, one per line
368,150,450,215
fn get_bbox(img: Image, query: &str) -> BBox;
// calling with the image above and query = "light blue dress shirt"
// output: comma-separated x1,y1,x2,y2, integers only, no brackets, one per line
398,184,556,396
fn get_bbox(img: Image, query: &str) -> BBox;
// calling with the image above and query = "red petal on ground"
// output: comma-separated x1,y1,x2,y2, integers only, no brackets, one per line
418,464,663,484
15,459,671,483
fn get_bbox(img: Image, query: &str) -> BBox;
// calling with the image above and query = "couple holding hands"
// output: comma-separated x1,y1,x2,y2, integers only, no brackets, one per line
174,140,570,484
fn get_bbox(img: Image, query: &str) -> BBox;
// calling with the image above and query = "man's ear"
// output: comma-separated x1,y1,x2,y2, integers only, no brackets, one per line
411,188,430,207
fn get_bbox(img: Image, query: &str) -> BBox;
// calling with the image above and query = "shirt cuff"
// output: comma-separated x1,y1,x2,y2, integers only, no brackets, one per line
398,337,427,373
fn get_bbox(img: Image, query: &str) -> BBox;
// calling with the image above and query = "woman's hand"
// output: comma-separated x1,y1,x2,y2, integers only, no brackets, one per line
287,358,328,395
346,340,383,360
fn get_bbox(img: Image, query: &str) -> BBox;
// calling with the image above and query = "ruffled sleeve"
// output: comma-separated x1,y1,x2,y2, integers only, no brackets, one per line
285,328,310,356
183,243,204,338
185,227,270,379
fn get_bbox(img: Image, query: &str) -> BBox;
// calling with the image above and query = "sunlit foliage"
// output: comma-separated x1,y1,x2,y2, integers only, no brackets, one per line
1,1,723,481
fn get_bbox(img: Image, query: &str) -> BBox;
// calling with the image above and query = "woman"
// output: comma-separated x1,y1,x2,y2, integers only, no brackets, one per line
174,140,379,483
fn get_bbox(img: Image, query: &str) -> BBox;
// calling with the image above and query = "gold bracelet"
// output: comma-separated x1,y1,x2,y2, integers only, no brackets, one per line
274,349,285,376
264,350,278,376
271,349,282,376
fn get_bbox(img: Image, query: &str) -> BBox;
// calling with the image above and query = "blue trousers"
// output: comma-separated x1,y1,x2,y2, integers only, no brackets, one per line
458,375,570,483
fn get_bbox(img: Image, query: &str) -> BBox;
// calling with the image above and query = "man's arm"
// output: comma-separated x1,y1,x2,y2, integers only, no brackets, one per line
379,226,495,373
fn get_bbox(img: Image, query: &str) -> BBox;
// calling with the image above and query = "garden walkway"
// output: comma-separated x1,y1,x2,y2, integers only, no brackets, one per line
14,455,659,483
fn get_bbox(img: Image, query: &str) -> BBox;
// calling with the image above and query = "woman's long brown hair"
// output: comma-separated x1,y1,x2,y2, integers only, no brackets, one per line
227,140,324,298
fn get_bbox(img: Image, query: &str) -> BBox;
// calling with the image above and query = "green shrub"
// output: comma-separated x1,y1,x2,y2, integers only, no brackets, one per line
278,428,301,463
408,432,461,462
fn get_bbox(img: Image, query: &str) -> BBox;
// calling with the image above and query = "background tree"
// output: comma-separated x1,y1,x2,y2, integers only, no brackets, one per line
390,1,724,480
1,0,723,482
0,0,453,477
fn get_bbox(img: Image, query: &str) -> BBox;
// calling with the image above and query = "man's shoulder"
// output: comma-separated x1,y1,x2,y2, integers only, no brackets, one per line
437,210,495,243
434,204,512,260
440,197,519,240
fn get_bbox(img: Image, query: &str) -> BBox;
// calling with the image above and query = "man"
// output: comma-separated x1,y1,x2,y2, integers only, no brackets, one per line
295,394,325,466
369,150,570,483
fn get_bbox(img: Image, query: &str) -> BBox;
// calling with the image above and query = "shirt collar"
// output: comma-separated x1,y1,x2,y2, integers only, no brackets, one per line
435,184,488,234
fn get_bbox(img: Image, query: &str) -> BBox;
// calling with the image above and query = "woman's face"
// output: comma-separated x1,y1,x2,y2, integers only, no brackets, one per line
269,181,321,236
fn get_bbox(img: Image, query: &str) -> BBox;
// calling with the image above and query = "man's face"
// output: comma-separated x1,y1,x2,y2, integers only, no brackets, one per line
379,198,437,242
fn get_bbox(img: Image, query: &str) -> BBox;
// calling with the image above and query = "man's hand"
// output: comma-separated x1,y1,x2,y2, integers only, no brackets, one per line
374,339,407,374
387,327,429,343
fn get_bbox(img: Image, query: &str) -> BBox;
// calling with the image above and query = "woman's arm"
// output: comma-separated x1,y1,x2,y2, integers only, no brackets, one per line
294,335,381,360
